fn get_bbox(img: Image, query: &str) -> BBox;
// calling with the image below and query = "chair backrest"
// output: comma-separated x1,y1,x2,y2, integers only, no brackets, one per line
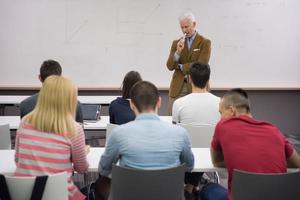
178,123,214,148
231,170,300,200
110,164,185,200
2,172,68,200
106,123,119,145
0,124,11,149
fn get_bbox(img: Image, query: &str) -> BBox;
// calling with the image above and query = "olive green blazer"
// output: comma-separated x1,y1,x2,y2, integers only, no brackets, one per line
166,33,211,98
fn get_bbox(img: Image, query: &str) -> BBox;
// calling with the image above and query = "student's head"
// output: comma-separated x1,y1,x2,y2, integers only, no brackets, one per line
25,75,78,138
189,62,210,89
39,60,62,82
178,11,196,38
219,88,251,118
129,81,161,114
122,71,142,99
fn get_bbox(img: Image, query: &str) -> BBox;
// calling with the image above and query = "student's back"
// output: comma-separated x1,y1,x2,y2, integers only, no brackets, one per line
109,71,142,125
109,97,135,125
20,94,83,123
172,92,220,125
106,113,193,170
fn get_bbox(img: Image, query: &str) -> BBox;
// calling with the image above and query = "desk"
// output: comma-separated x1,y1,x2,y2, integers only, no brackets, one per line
0,116,20,130
0,95,119,105
0,148,223,174
0,116,173,130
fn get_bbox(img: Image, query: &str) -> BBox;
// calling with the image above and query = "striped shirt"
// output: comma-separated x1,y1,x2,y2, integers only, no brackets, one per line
15,121,89,200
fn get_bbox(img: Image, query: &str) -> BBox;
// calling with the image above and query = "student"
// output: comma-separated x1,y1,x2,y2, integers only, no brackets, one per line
172,62,220,125
20,59,83,123
109,71,142,124
172,62,220,200
211,88,300,199
15,76,89,200
97,81,194,199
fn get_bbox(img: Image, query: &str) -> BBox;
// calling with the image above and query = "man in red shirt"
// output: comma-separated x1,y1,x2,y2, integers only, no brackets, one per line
210,88,300,199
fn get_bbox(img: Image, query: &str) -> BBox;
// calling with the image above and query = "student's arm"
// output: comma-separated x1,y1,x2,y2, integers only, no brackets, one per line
210,122,226,167
98,130,120,177
172,100,180,124
281,133,300,168
76,101,84,123
287,150,300,168
180,130,194,172
71,124,89,173
108,104,116,124
210,148,225,167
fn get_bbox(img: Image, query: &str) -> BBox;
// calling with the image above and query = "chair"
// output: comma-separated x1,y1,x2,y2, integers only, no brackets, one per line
110,164,186,200
178,123,221,183
178,123,214,148
231,170,300,200
0,124,11,149
106,123,119,146
0,172,68,200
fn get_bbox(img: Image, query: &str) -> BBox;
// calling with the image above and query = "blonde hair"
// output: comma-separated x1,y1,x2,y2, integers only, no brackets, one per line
24,75,78,138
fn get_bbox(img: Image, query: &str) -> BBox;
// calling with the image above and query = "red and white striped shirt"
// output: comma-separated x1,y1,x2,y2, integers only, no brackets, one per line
15,121,89,200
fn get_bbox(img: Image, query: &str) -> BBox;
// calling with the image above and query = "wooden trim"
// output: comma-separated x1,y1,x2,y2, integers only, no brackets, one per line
0,85,300,91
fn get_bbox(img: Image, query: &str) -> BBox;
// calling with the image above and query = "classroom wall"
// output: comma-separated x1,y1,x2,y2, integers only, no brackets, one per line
1,89,299,137
1,0,300,88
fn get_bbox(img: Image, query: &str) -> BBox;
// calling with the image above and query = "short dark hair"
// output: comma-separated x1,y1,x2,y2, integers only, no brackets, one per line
122,71,142,99
189,62,210,89
223,88,251,113
130,81,159,112
40,60,62,82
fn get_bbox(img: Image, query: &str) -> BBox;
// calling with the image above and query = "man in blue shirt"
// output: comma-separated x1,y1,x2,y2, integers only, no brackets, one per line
97,81,194,199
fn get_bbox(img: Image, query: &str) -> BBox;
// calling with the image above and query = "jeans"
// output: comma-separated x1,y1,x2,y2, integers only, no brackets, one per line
200,183,227,200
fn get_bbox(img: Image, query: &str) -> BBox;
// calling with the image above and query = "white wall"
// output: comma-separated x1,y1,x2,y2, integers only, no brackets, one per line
0,0,299,88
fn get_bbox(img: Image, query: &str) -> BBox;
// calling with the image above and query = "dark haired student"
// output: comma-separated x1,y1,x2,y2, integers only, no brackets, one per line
20,59,83,123
109,71,142,124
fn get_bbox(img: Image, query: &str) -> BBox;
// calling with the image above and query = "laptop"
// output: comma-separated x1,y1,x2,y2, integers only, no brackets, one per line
82,104,101,122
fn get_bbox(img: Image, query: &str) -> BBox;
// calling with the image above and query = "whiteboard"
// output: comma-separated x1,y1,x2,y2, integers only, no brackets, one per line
0,0,300,88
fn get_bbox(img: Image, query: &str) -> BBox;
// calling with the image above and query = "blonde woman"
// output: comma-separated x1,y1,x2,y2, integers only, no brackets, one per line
15,75,89,200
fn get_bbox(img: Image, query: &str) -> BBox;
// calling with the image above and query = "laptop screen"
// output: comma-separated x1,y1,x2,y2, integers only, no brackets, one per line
82,104,101,121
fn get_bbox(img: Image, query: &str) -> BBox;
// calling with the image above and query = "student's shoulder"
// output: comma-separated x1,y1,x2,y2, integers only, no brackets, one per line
20,94,38,106
174,94,193,104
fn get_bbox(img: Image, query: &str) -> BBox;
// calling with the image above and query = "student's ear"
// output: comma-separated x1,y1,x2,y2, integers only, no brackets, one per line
156,97,162,110
129,100,139,115
230,106,237,117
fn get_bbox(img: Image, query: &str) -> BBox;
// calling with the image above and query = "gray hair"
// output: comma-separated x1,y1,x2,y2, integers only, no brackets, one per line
178,11,196,22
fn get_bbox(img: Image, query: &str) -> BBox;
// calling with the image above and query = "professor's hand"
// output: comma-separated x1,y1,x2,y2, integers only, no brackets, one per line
176,37,185,54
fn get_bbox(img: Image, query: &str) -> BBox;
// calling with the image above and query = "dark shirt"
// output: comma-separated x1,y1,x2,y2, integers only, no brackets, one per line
109,97,135,125
20,93,83,123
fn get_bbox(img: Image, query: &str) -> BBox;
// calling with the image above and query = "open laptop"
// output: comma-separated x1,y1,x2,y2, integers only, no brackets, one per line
81,104,101,122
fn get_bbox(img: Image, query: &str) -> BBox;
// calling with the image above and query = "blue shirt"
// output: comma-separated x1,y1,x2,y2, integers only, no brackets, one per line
109,97,135,125
99,113,194,176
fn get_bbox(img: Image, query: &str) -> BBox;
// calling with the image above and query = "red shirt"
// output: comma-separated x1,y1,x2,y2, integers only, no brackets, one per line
211,115,294,199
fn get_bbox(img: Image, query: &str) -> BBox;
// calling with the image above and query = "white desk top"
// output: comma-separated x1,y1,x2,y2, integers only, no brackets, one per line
0,148,222,174
2,148,298,175
0,116,172,130
0,95,119,105
0,116,20,130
